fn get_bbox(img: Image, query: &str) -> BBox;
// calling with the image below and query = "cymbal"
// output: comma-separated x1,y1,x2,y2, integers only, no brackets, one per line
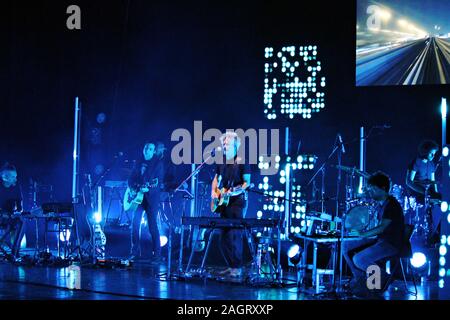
333,165,370,178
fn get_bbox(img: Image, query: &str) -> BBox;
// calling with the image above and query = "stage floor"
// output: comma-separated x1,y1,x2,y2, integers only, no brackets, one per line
0,258,439,300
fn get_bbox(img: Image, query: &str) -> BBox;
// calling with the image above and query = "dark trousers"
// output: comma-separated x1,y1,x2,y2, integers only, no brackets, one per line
130,193,161,257
0,217,24,257
343,238,398,288
219,195,247,268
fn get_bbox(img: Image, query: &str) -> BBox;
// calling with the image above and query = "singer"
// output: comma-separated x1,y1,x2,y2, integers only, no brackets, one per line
211,132,251,278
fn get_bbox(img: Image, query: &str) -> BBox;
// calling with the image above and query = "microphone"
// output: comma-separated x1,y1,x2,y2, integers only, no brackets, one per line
211,146,222,156
337,134,345,154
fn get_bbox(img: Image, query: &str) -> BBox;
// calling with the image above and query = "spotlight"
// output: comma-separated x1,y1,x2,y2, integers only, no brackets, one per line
408,248,435,279
59,230,71,242
93,211,102,224
442,201,449,213
410,252,427,269
160,236,168,247
279,240,302,268
443,147,449,157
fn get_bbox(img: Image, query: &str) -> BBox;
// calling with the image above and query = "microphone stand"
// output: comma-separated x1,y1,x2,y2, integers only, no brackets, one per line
305,136,346,298
173,153,216,279
306,138,342,217
248,187,307,286
335,137,345,297
92,153,125,189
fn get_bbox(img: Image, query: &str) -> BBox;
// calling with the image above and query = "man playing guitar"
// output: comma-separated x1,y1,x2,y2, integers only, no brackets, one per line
127,143,164,262
211,132,251,278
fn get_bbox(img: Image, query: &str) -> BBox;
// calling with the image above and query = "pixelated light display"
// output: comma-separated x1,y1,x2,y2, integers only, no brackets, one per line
256,154,317,238
264,46,326,120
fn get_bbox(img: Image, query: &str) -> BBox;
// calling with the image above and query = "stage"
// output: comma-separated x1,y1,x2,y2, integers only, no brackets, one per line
2,0,450,308
0,258,438,300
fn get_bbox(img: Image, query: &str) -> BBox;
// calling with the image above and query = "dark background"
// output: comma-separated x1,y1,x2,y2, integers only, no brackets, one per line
1,0,448,208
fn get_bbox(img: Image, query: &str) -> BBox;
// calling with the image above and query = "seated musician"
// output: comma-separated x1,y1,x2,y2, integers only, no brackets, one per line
406,139,440,201
343,171,404,296
406,139,441,243
0,163,24,259
127,143,164,262
211,132,251,278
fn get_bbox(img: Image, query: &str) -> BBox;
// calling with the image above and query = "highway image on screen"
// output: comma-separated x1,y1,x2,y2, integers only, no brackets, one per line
356,0,450,86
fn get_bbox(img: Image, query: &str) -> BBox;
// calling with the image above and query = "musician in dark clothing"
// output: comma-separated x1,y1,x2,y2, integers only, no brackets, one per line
343,171,404,297
0,163,24,259
406,140,441,243
406,140,440,201
127,143,164,262
211,132,251,278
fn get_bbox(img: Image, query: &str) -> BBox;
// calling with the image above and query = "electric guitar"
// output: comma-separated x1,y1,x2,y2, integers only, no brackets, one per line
210,183,252,213
123,179,158,213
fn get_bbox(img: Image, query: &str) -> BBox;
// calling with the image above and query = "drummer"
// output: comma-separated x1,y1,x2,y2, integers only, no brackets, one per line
406,139,440,202
343,171,404,297
406,139,441,244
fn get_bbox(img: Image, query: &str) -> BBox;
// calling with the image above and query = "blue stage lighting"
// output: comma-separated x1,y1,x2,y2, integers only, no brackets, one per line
287,244,300,259
59,230,71,242
442,201,449,213
160,236,168,247
93,211,102,224
442,98,447,119
264,45,326,120
444,147,449,157
440,245,447,256
410,252,427,269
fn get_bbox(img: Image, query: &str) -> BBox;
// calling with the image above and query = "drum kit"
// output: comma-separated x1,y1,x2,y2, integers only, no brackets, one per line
329,165,441,239
329,164,377,234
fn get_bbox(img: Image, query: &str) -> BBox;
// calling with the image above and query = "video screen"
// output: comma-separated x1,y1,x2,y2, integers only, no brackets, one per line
356,0,450,86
